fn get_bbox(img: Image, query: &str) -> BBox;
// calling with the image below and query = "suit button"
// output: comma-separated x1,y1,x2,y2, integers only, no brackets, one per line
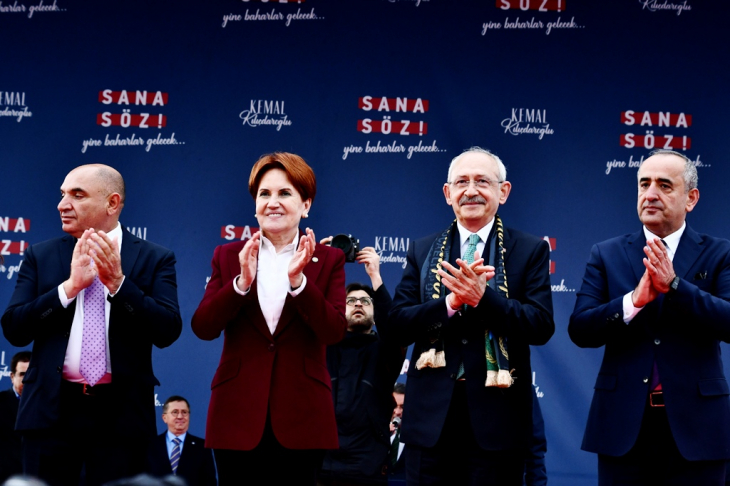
56,366,62,373
268,343,275,352
462,339,468,345
614,313,620,319
449,373,456,380
654,339,661,345
643,377,649,383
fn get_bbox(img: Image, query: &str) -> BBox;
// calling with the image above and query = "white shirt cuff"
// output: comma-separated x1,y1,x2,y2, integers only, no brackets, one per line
108,276,125,297
58,284,75,308
233,276,250,295
289,275,307,296
622,291,643,323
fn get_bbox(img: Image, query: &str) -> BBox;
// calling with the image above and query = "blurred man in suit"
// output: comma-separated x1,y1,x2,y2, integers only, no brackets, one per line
389,383,406,483
147,396,216,486
0,351,31,482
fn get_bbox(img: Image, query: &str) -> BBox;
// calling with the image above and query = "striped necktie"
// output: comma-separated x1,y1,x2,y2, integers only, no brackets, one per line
170,437,181,474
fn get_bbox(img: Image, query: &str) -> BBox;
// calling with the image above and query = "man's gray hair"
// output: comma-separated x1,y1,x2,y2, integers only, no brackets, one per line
640,149,698,192
447,147,507,183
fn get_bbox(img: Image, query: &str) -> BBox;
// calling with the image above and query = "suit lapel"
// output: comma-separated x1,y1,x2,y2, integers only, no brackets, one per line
176,433,194,475
672,225,703,279
625,231,648,283
119,228,141,277
59,235,75,280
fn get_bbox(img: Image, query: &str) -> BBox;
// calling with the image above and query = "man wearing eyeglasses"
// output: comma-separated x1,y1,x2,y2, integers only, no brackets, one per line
147,395,216,486
319,247,405,486
389,147,555,485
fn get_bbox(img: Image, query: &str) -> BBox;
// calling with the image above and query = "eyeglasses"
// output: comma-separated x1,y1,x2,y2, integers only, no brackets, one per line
165,410,189,417
346,297,372,306
448,179,503,190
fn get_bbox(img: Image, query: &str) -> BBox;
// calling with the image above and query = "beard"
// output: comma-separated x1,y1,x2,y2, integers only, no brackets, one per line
347,313,375,333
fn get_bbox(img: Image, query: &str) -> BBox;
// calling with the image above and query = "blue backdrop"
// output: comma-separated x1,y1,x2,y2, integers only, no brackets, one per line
1,0,726,483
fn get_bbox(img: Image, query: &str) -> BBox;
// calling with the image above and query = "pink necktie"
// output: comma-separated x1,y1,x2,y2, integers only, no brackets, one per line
80,276,107,385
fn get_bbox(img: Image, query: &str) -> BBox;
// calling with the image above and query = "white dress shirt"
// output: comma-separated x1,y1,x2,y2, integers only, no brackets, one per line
233,233,307,335
58,223,124,383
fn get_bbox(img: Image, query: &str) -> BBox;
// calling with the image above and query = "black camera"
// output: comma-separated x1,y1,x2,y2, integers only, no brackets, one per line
330,234,360,263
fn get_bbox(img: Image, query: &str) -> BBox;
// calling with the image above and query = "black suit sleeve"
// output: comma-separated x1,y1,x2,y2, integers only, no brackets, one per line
2,245,73,347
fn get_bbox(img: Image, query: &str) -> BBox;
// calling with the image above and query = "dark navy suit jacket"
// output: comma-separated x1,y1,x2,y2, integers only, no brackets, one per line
147,432,217,486
389,225,554,451
1,229,182,438
569,226,730,460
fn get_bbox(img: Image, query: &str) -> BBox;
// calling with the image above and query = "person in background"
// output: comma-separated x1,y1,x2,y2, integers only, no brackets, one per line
146,395,216,486
0,351,31,482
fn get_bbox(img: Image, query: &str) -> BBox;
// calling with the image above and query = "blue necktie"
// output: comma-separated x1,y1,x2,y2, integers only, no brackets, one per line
170,437,181,474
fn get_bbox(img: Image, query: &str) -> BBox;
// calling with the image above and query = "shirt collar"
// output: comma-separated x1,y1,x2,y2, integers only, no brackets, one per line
456,219,494,247
260,232,299,256
643,222,685,260
166,430,187,442
107,222,124,252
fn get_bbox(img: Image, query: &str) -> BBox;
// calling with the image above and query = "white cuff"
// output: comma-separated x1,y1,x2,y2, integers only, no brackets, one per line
289,274,307,297
233,277,250,295
622,292,644,323
58,284,75,308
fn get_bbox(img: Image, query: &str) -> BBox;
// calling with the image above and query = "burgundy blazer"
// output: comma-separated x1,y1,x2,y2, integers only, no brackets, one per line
192,238,347,451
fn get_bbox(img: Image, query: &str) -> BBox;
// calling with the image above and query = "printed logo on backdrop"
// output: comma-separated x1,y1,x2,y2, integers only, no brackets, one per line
0,216,30,282
374,236,409,269
544,236,574,293
0,91,32,122
0,0,65,18
606,109,704,175
222,0,323,28
532,371,544,397
342,95,447,160
501,108,554,140
126,226,147,240
482,0,584,36
0,351,14,383
639,0,691,16
80,89,186,154
239,99,291,131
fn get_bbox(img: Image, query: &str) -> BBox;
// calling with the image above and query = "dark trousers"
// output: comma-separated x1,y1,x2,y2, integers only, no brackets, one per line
215,415,324,486
22,381,147,486
405,382,526,486
598,400,726,486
